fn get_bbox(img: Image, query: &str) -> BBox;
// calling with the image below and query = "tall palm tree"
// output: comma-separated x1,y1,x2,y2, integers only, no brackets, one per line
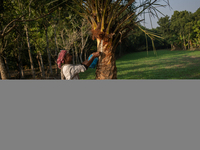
68,0,169,79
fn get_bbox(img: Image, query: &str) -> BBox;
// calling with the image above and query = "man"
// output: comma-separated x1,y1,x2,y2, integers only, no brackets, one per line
57,50,101,80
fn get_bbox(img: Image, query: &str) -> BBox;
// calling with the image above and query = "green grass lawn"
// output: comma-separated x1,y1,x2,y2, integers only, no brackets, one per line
79,49,200,79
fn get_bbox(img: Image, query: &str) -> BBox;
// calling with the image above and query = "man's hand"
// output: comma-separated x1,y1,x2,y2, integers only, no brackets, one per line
92,52,101,57
82,52,101,68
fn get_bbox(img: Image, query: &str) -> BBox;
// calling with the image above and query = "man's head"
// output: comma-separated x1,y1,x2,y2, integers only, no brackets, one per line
57,50,73,69
64,53,73,64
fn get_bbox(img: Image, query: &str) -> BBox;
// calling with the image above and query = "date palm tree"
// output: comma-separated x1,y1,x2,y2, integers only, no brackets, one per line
67,0,170,79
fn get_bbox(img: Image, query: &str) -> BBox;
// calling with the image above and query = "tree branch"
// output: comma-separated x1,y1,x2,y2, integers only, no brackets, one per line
16,8,56,22
4,24,16,37
1,15,25,37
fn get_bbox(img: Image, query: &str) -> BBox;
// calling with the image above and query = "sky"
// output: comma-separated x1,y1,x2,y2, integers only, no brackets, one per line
138,0,200,29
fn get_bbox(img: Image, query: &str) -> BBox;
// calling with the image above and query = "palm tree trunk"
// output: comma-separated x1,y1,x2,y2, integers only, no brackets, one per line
45,28,53,75
95,39,117,80
24,24,35,78
0,55,8,80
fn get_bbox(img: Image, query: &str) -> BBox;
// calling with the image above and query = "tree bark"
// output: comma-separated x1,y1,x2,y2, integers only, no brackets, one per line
4,56,10,78
39,51,45,78
95,39,117,80
36,54,41,71
0,55,8,80
171,44,174,50
75,51,78,64
188,33,190,50
24,24,35,78
0,38,8,79
190,40,193,49
36,51,45,78
45,28,53,75
18,42,24,79
183,35,186,50
80,52,83,63
84,50,87,61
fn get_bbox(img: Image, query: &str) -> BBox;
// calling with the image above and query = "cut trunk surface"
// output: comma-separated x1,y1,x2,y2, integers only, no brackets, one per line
95,39,117,80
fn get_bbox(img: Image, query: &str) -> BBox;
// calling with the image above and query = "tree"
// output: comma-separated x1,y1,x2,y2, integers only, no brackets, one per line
170,10,192,50
193,21,200,48
157,16,172,47
70,18,91,63
0,0,63,79
67,0,170,79
0,0,19,79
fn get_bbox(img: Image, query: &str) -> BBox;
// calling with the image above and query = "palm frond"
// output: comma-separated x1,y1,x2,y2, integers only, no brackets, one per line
65,0,170,52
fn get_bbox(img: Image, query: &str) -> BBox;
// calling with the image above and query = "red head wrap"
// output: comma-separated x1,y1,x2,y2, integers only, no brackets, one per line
57,50,67,69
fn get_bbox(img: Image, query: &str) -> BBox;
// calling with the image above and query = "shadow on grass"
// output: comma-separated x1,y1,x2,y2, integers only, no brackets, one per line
80,50,200,80
117,55,200,79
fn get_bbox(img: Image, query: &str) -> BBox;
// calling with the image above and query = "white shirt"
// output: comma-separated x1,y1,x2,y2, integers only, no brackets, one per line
62,64,87,80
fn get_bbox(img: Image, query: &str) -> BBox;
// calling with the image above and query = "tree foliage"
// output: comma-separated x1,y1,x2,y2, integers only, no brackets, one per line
156,8,200,50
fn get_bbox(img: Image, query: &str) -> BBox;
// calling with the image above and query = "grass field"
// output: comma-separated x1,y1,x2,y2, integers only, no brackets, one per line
79,49,200,79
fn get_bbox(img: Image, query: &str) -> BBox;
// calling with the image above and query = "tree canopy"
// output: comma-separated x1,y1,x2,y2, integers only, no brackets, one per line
156,8,200,50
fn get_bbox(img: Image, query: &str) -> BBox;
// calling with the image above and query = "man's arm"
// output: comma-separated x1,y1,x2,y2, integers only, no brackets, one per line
81,52,101,69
